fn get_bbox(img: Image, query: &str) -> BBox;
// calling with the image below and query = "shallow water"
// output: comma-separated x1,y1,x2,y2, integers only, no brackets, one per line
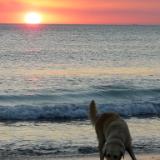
0,118,160,156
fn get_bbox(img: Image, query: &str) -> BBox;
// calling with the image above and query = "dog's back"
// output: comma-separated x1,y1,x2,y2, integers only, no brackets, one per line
89,100,120,131
89,100,121,144
95,113,120,136
89,100,131,144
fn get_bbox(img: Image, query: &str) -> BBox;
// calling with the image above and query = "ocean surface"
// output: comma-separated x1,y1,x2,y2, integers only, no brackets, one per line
0,24,160,157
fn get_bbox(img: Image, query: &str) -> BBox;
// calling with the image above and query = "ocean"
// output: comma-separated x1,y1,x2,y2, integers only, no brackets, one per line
0,24,160,158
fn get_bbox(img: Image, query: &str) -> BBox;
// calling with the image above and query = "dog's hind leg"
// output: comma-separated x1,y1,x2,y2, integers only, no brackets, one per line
97,137,105,160
96,126,105,160
97,133,105,160
100,153,104,160
126,147,137,160
99,142,105,160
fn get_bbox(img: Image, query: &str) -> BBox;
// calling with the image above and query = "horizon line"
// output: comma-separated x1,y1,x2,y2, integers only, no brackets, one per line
0,23,160,26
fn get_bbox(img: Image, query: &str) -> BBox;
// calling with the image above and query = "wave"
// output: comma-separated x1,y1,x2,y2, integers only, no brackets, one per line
0,94,57,101
92,85,160,97
0,87,160,101
0,102,159,121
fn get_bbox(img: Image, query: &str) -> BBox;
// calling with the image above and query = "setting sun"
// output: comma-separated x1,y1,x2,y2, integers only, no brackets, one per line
24,12,42,24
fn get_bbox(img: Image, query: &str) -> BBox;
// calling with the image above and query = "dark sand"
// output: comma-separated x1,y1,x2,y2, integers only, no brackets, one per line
2,154,160,160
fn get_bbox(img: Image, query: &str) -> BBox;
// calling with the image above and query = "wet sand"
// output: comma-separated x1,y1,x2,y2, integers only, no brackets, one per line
2,154,160,160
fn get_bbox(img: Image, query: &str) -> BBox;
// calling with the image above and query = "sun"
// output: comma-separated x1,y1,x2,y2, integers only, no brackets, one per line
24,12,42,24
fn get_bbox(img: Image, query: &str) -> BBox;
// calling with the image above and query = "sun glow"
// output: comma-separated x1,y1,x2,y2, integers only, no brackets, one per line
24,12,42,24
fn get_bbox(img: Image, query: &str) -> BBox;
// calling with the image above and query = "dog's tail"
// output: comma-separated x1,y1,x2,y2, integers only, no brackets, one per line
89,100,97,126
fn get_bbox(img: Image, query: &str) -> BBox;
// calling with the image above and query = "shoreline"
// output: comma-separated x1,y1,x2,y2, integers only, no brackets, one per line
2,153,160,160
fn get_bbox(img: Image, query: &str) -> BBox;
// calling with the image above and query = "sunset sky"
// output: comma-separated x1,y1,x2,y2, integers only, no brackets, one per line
0,0,160,24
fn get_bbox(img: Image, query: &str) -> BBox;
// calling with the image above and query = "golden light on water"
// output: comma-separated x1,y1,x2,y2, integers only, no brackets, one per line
29,67,160,77
7,67,160,77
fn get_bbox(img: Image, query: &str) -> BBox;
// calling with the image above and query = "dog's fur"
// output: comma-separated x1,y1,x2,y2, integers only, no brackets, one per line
89,100,137,160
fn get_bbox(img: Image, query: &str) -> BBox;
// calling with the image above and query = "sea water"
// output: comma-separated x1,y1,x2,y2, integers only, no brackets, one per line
0,25,160,157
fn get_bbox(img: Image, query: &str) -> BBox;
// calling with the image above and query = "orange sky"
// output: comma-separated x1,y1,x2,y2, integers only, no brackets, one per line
0,0,160,24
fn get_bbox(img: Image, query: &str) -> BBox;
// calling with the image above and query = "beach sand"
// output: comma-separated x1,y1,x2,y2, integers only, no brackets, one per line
2,154,160,160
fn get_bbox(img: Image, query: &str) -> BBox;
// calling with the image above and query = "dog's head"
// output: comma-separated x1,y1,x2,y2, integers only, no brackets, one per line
102,142,125,160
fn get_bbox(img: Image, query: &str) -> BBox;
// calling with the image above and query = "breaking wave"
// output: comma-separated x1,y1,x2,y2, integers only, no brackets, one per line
0,102,159,121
